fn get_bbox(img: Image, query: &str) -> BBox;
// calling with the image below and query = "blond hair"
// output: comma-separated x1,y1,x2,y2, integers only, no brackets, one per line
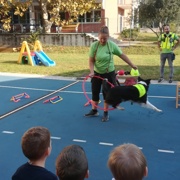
108,143,147,180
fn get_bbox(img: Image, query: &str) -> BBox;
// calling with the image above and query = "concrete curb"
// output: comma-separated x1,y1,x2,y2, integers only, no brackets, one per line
0,72,178,85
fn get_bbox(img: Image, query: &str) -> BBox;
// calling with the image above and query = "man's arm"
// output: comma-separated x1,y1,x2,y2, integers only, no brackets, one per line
173,36,180,51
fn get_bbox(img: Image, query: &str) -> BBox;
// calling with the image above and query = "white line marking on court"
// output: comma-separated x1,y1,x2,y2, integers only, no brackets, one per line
2,131,14,134
0,130,177,154
73,139,87,143
51,136,61,140
0,85,87,94
158,149,175,154
0,85,176,98
0,80,80,120
99,142,114,146
0,85,54,92
62,90,90,94
149,95,175,99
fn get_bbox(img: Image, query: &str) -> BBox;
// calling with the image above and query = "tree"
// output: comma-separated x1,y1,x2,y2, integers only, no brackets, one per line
138,0,180,37
0,0,101,33
40,0,101,32
0,0,32,31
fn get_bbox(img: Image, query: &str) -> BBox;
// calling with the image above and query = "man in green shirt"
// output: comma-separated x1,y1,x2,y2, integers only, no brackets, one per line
157,24,180,83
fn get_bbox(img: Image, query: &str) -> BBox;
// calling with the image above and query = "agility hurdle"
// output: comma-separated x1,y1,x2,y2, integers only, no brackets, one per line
43,96,63,104
176,82,180,108
11,93,30,102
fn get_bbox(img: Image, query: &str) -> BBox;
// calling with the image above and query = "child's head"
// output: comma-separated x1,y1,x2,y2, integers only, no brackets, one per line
21,126,51,161
98,25,109,45
56,144,89,180
108,143,148,180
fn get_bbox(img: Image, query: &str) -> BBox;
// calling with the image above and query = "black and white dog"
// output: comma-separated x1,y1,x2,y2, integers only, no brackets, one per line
104,77,162,112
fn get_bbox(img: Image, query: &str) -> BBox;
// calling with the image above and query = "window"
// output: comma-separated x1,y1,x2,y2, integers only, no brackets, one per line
59,12,66,20
11,10,30,24
78,10,101,23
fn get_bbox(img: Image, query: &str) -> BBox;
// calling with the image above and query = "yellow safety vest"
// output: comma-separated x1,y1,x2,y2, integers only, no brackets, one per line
133,84,146,98
160,32,175,49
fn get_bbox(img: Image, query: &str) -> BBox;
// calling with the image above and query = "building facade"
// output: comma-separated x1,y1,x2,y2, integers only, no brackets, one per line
102,0,140,37
0,0,139,37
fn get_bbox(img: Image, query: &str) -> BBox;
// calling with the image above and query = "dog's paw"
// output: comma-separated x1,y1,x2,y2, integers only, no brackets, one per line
156,109,162,112
117,106,125,110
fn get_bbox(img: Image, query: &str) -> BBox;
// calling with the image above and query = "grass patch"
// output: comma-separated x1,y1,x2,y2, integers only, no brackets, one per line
0,45,180,81
136,32,158,41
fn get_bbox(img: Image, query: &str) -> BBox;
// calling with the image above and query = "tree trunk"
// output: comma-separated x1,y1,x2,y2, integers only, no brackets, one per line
39,0,52,33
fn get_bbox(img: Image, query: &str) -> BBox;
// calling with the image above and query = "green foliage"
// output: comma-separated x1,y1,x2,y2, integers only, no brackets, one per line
0,0,101,32
168,23,178,33
0,0,32,31
21,30,41,49
120,28,139,40
138,0,180,34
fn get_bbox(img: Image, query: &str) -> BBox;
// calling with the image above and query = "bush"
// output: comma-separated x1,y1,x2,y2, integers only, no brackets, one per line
120,27,139,40
21,29,41,49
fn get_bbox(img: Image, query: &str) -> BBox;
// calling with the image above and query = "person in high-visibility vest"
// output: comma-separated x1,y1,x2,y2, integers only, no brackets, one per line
157,24,180,83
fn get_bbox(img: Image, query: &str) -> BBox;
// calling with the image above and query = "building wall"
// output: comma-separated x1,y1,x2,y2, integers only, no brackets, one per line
0,0,135,38
102,0,119,37
123,7,131,29
0,33,94,47
102,0,134,37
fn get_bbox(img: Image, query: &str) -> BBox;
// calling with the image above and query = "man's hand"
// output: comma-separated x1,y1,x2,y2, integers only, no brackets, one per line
172,46,176,51
158,46,162,51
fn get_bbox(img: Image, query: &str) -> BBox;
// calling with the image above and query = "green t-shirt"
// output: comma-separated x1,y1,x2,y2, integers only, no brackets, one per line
89,40,122,74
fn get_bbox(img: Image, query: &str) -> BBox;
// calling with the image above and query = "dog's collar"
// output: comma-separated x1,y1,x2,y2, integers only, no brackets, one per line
138,81,147,86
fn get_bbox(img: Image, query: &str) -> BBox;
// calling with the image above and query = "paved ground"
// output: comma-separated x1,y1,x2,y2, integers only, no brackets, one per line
0,73,180,180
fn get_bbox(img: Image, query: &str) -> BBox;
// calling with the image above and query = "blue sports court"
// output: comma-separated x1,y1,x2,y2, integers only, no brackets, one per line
0,73,179,180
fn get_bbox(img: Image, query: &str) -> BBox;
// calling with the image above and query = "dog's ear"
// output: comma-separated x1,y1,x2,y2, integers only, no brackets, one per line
138,77,151,84
138,76,143,82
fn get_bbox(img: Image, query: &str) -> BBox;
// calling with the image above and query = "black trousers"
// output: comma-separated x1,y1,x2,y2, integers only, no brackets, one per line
91,71,117,101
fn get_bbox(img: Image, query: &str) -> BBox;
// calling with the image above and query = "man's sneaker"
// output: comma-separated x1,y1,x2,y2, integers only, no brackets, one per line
169,79,173,83
85,109,99,117
158,78,164,83
102,112,109,122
